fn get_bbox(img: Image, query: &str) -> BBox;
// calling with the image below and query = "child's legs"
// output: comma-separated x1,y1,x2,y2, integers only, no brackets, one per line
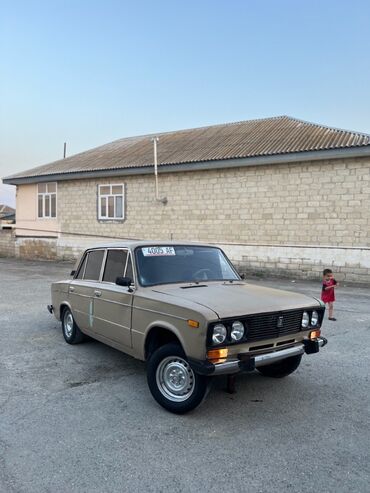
328,302,334,318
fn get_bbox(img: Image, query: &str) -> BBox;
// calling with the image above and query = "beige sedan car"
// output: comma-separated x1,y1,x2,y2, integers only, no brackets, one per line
48,241,327,413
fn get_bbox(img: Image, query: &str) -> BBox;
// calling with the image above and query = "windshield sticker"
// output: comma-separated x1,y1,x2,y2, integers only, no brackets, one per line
142,246,176,257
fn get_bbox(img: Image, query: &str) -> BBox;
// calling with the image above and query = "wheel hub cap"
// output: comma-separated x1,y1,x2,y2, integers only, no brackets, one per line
156,356,195,402
64,312,73,338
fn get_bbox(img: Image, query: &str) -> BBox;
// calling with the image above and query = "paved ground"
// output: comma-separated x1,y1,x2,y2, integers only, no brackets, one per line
0,257,369,493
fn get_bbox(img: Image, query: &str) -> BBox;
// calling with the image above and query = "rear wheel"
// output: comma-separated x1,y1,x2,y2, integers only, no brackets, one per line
257,354,302,378
147,343,209,414
62,307,86,344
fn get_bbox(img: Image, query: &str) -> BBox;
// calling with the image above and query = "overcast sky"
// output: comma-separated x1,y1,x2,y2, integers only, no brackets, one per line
1,0,370,207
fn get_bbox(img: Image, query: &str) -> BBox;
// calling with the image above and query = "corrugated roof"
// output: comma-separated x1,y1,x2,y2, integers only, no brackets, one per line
0,204,15,216
5,116,370,181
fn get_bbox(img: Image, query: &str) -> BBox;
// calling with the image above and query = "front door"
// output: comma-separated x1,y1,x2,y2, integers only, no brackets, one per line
92,249,133,348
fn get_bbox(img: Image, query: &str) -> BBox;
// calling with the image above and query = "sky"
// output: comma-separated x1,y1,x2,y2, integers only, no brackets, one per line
1,0,370,206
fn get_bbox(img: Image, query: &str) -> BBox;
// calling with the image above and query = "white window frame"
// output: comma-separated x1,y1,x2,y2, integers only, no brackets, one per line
98,184,125,220
37,182,57,219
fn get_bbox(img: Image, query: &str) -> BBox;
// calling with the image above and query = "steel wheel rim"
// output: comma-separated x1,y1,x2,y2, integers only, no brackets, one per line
156,356,195,402
64,311,74,338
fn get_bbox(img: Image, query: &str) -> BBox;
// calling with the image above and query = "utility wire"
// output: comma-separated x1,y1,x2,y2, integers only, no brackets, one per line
2,225,143,241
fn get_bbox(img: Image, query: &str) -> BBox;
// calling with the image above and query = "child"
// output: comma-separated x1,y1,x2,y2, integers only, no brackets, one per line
321,268,339,321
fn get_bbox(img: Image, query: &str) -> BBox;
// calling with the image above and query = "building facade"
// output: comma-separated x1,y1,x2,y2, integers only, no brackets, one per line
3,116,370,283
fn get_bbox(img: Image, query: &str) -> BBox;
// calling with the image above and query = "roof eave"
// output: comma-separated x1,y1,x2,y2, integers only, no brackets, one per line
3,145,370,185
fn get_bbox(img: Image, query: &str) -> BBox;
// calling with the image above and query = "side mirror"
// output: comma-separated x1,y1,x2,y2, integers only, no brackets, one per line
239,273,246,280
115,276,133,287
70,270,76,276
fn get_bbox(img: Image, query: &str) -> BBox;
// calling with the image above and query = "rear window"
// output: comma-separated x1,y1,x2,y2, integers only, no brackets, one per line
75,254,87,279
103,250,128,283
84,250,105,281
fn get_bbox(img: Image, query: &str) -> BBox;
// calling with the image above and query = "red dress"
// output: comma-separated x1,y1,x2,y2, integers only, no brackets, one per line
321,279,336,303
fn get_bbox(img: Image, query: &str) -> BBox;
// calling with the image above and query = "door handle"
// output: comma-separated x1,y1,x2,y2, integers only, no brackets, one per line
94,290,102,297
69,287,75,292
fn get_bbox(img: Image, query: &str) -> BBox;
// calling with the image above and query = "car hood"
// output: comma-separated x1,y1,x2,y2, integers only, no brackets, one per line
151,282,319,319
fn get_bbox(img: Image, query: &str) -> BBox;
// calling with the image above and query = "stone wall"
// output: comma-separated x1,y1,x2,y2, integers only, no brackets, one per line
16,237,58,260
220,243,370,284
56,157,370,247
0,229,16,257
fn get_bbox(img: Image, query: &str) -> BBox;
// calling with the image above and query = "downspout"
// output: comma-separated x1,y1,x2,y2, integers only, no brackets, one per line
151,137,167,205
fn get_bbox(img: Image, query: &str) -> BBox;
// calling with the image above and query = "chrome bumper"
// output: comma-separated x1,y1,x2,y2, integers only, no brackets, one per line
212,337,327,375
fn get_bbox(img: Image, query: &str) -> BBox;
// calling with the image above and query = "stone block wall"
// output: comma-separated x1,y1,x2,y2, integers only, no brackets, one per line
0,229,16,257
220,243,370,285
15,237,58,260
56,157,370,247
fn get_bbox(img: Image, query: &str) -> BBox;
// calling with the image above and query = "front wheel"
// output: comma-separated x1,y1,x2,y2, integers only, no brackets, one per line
147,343,209,414
257,354,302,378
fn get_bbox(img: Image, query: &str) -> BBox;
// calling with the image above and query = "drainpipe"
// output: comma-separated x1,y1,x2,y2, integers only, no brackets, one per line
151,137,167,205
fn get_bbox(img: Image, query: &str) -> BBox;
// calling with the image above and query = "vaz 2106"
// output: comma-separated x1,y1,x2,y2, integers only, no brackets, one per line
48,241,327,414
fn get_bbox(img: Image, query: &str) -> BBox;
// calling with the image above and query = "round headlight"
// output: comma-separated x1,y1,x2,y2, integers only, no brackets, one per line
231,321,245,341
301,311,310,328
212,324,227,344
311,310,319,327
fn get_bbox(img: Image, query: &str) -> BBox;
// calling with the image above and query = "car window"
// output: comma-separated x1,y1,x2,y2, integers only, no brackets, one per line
125,254,133,280
84,250,105,281
75,254,87,279
103,249,128,283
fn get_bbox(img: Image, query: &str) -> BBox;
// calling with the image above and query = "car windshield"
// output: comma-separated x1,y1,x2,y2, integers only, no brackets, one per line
135,245,239,286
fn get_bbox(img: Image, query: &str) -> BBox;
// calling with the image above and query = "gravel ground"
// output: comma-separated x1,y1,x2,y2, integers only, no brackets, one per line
0,257,369,493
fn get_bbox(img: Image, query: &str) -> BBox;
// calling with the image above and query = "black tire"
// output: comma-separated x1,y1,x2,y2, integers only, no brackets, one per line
257,354,302,378
147,343,209,414
61,307,86,344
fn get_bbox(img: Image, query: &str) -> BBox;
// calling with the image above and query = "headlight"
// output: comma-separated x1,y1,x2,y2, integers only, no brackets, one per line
212,324,227,344
230,321,244,341
301,311,310,328
311,310,319,327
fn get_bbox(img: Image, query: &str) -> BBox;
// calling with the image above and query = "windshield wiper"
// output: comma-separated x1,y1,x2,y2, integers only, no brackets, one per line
181,284,208,289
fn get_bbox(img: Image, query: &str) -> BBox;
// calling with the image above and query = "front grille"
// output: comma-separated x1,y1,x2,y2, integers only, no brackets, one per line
245,310,303,342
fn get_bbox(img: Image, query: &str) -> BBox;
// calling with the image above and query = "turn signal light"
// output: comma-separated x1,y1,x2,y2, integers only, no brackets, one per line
309,329,321,340
187,319,200,328
207,348,228,364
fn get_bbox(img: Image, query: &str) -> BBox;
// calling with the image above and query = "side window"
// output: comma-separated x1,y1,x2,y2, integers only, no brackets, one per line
84,250,105,281
125,254,133,281
103,250,128,283
75,254,87,279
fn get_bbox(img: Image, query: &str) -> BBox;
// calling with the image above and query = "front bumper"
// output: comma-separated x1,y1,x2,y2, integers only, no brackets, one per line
189,337,327,376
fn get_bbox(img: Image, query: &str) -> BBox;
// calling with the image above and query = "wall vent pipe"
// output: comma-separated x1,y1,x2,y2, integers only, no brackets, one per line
151,137,167,205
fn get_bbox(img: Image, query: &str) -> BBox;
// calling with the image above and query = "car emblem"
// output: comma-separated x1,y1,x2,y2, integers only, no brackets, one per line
277,316,284,328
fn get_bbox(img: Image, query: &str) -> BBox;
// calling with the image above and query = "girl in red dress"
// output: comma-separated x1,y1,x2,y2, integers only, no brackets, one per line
321,268,338,321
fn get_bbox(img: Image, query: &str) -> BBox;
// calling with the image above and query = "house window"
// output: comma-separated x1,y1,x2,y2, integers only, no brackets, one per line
38,183,57,218
98,184,124,220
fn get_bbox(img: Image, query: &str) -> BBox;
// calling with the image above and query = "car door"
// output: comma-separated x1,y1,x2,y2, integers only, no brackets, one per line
69,249,105,331
92,248,134,348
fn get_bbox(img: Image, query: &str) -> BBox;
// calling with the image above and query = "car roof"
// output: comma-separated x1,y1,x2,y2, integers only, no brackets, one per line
84,240,217,251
